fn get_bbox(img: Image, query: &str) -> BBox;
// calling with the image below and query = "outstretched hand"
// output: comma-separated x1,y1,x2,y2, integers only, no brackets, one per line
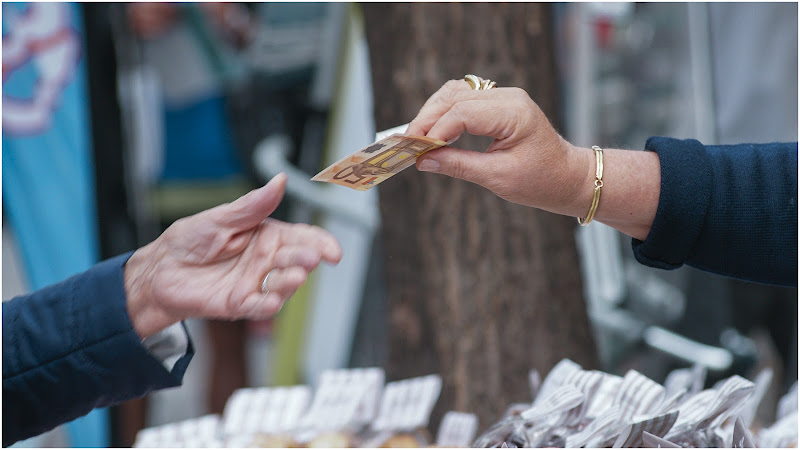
124,173,342,338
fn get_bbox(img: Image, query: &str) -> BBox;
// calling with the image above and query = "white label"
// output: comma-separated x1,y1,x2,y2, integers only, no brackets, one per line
612,411,679,448
222,385,311,436
565,407,621,448
586,373,622,419
612,370,665,423
298,367,384,432
436,411,479,447
371,374,442,432
561,369,605,426
534,359,582,407
134,414,221,448
521,384,584,425
736,369,773,427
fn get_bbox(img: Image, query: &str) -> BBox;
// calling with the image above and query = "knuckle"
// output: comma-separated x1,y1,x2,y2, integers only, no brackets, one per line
305,224,323,234
304,249,323,266
448,157,469,181
288,267,308,283
508,86,530,99
439,82,464,103
262,297,284,316
227,295,245,317
449,101,470,119
489,178,513,199
444,79,464,91
171,216,190,231
272,247,289,264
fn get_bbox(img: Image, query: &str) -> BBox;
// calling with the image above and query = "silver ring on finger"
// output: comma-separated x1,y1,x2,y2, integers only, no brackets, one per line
260,270,275,294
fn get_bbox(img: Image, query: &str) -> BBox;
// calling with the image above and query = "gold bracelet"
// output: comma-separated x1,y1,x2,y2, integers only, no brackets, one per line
577,146,604,226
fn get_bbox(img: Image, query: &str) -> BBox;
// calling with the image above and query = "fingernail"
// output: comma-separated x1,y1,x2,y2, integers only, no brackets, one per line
418,159,440,172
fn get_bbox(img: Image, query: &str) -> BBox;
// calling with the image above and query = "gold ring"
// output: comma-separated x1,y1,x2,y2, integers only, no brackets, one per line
464,74,482,90
464,74,497,90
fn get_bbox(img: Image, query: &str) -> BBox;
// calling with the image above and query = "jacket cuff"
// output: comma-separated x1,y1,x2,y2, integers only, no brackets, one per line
631,137,713,270
73,252,194,394
2,252,195,444
142,322,191,373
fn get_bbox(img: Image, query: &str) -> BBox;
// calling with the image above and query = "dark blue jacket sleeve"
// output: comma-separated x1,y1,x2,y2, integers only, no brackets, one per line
632,137,798,287
2,252,194,446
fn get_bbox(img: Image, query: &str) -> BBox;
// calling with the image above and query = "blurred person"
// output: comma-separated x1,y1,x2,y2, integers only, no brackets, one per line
3,173,343,446
126,2,251,185
408,78,797,287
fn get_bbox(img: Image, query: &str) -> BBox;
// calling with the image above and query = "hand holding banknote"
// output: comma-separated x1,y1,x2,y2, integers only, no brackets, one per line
406,79,589,214
313,77,662,240
312,79,591,212
406,78,663,241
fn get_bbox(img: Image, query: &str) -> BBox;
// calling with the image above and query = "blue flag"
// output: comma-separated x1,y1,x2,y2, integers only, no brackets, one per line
3,3,107,447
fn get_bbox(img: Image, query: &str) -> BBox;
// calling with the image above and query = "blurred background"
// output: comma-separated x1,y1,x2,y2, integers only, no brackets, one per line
2,2,796,447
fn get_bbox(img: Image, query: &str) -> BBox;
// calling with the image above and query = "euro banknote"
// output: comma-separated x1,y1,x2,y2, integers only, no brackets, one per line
311,133,446,191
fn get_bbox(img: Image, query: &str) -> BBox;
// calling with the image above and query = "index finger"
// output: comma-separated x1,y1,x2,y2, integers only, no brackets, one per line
407,82,522,140
406,79,477,136
277,223,343,264
425,97,520,145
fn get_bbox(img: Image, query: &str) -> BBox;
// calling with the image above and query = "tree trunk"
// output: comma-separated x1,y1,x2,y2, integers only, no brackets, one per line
362,3,598,432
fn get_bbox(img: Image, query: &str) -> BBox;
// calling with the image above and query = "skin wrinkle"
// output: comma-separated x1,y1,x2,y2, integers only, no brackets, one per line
218,227,279,313
125,248,160,331
184,221,230,263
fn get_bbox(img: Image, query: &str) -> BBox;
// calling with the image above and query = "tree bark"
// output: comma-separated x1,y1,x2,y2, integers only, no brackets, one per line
362,2,598,432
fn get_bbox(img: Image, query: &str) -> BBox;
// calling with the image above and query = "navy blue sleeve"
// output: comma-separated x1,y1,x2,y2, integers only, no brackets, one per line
632,137,798,287
2,252,194,446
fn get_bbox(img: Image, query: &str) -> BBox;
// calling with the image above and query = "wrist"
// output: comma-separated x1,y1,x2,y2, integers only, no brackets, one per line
124,244,179,339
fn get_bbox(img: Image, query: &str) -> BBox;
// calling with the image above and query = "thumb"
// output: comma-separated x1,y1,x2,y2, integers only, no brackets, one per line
416,147,500,189
212,173,287,230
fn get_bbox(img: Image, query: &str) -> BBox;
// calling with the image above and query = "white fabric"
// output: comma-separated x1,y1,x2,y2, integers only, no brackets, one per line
141,322,190,372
